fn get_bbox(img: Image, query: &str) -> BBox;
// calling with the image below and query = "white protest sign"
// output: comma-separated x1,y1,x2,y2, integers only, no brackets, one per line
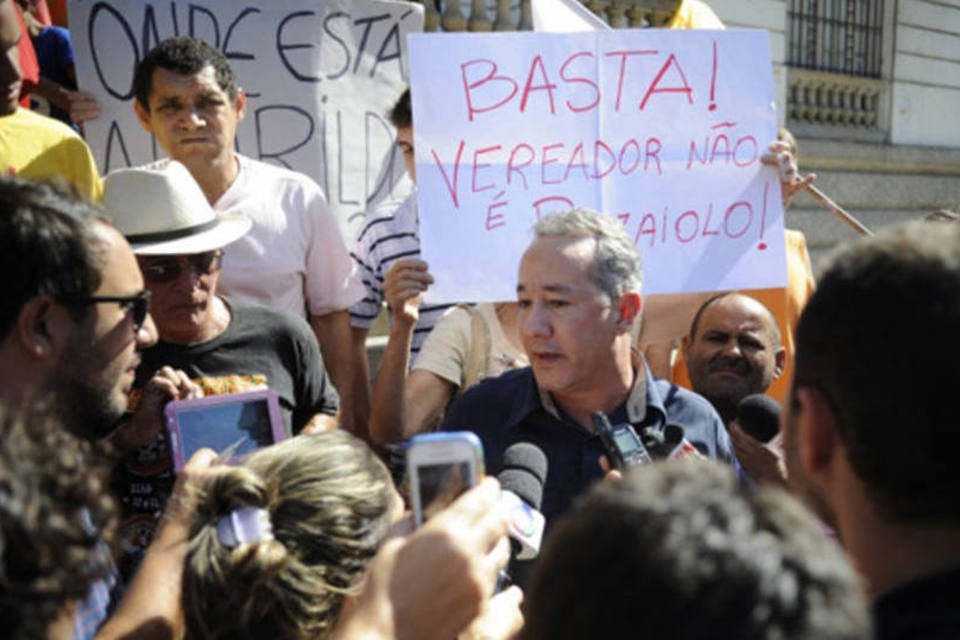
409,30,785,302
70,0,423,238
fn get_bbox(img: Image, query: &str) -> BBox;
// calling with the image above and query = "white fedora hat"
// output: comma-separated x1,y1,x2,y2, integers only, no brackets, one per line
103,161,251,255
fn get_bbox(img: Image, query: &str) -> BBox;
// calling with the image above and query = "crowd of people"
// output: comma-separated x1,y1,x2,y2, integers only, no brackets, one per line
1,0,959,638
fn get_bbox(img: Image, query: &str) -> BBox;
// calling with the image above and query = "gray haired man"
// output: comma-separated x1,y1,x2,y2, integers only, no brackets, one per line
440,209,735,528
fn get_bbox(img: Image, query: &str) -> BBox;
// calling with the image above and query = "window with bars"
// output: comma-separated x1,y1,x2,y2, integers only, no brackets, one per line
787,0,885,78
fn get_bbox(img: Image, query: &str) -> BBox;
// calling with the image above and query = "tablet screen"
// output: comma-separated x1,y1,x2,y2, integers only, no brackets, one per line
175,399,275,461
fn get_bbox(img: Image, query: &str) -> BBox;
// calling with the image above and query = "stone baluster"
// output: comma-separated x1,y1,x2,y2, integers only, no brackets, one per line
468,0,492,31
494,0,514,31
626,1,649,28
606,1,627,28
518,0,533,30
441,0,467,32
422,0,441,32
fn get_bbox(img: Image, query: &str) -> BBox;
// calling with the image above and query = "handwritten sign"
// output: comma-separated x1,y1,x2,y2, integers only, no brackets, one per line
70,0,423,237
409,30,786,302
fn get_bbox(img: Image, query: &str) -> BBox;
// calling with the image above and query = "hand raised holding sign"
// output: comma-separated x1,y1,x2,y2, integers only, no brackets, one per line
384,258,434,326
761,140,816,207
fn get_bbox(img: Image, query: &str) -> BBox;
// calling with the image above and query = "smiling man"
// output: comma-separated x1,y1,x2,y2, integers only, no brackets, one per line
440,209,734,528
131,37,364,430
682,293,785,425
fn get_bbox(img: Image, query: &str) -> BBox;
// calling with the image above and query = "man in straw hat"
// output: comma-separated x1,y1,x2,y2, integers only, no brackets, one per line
102,160,340,579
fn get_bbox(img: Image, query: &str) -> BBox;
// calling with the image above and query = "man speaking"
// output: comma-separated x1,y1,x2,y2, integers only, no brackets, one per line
441,209,736,524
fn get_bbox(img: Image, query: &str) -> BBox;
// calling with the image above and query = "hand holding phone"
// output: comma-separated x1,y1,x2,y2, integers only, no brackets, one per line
406,432,484,526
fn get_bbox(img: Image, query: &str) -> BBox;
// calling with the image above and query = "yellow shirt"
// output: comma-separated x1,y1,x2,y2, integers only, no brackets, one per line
0,108,103,201
666,0,725,29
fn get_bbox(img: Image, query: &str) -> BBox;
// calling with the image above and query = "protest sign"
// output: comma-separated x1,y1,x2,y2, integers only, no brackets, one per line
409,29,785,302
70,0,423,237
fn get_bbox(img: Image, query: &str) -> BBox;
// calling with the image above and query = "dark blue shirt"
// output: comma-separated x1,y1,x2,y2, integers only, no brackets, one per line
873,565,960,640
31,26,76,126
440,366,736,524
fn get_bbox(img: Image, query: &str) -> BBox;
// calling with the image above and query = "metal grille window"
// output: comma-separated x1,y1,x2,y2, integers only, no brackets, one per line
788,0,884,78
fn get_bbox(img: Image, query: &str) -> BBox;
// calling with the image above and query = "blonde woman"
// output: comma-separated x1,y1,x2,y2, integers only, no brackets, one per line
182,431,398,639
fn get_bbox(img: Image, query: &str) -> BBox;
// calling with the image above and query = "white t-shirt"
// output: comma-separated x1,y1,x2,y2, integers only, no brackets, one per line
214,154,365,317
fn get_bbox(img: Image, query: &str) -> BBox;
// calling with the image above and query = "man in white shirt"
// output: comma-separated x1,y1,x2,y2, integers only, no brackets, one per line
131,36,365,430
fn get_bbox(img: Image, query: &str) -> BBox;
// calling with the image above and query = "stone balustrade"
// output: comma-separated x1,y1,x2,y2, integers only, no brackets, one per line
418,0,676,32
786,67,889,141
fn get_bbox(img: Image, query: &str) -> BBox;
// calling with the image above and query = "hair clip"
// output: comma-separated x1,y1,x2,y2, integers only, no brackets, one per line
216,507,274,548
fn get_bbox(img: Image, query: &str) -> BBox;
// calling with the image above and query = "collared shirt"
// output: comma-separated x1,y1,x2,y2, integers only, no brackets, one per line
440,365,736,524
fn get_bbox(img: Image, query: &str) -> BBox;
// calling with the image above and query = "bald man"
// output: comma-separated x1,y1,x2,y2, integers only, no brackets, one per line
682,293,785,426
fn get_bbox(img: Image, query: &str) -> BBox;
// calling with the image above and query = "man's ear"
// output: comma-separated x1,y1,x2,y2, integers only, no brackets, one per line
234,88,247,122
16,297,72,360
793,386,839,477
616,292,642,331
773,347,786,379
133,99,153,133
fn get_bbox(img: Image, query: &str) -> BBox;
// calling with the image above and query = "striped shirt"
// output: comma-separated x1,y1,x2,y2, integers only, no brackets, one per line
349,192,453,362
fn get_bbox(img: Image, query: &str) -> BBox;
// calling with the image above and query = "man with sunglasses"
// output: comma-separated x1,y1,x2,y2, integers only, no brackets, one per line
0,175,220,638
0,177,155,440
102,161,341,580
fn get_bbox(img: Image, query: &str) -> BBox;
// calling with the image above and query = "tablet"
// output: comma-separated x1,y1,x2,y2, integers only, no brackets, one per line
164,389,285,472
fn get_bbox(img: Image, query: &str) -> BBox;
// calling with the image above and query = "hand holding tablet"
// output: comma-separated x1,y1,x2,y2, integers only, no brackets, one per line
164,389,286,472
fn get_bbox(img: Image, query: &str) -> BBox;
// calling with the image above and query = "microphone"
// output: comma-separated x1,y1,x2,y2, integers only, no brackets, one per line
661,423,704,459
498,442,548,562
735,394,781,443
635,423,703,460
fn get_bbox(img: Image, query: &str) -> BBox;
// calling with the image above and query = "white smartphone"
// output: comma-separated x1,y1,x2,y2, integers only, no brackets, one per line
406,432,484,526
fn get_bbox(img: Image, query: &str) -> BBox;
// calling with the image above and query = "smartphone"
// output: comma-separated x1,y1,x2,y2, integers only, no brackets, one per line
406,432,484,526
164,389,285,472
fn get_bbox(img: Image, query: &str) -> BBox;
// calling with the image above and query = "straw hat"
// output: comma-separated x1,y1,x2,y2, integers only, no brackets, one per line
102,161,251,255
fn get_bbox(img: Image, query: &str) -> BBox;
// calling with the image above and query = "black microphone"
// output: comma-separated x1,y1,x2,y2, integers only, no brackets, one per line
498,442,548,562
736,394,781,443
653,423,704,459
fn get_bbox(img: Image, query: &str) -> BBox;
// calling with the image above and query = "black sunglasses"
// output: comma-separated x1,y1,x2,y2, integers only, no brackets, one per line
59,290,152,332
139,250,224,284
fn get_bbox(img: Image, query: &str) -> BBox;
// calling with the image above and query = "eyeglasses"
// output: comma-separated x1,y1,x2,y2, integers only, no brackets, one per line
59,290,152,332
139,250,224,284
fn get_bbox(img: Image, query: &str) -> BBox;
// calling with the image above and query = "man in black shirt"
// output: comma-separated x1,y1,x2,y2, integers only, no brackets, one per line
783,221,960,639
103,161,339,577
